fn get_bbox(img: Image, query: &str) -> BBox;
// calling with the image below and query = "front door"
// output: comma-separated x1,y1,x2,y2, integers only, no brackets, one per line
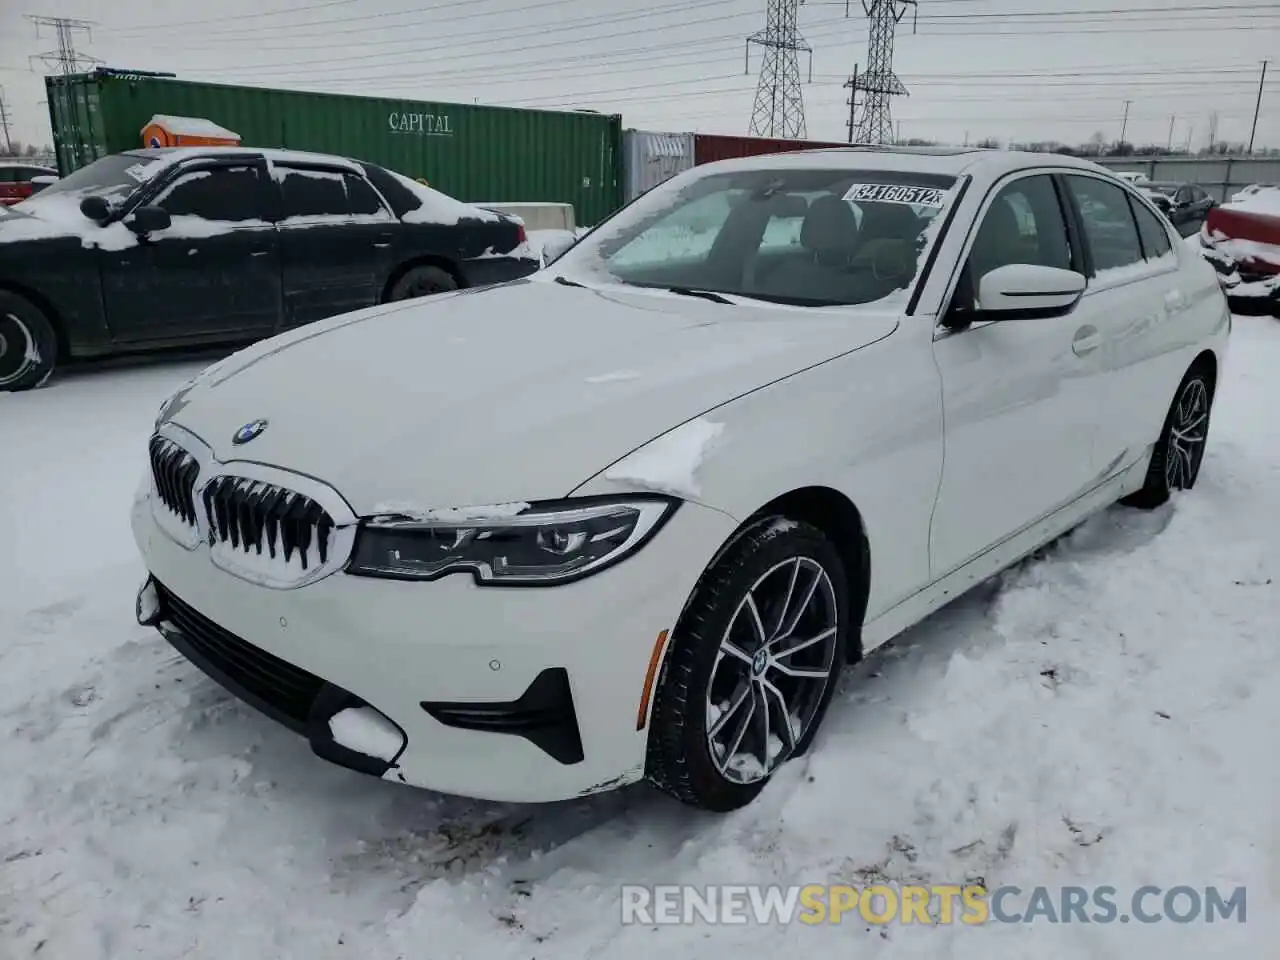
273,164,397,330
929,172,1104,577
100,161,281,344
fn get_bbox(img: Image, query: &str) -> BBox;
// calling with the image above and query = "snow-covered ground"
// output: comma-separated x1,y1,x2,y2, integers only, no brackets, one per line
2,321,1278,958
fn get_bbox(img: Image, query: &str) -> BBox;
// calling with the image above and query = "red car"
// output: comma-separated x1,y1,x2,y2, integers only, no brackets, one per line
1197,188,1280,316
0,161,59,206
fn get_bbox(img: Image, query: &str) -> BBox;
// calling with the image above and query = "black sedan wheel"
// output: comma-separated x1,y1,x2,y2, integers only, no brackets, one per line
0,291,57,392
646,519,848,812
387,265,459,302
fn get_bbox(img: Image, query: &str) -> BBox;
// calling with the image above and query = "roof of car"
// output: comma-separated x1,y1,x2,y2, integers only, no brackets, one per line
698,146,1119,180
122,146,363,169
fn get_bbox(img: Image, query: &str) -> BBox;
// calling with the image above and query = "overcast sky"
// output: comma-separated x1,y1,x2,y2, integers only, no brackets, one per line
1,0,1276,152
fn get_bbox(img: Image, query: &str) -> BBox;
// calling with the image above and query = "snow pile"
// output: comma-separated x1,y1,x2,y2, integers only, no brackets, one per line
1225,186,1280,217
3,188,265,251
388,170,499,225
603,416,724,498
328,707,404,762
369,500,531,523
1,321,1279,958
147,114,240,141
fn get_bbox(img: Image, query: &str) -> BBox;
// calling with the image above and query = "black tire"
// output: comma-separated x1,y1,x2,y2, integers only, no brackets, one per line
1121,365,1214,510
646,518,850,812
386,265,458,302
0,290,57,392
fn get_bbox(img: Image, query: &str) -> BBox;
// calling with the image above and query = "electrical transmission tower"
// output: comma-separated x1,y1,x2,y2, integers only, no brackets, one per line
28,16,102,75
0,87,14,154
847,0,917,145
745,0,812,139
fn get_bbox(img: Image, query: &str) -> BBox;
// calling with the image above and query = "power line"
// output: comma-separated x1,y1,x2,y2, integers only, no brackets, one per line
182,14,1279,85
1248,59,1269,154
97,0,359,33
192,0,743,75
106,0,1275,44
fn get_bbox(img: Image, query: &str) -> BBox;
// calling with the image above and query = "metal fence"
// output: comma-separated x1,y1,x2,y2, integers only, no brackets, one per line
1093,156,1280,203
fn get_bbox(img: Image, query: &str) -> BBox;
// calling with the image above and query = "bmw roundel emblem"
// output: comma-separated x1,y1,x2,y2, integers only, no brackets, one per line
232,419,269,445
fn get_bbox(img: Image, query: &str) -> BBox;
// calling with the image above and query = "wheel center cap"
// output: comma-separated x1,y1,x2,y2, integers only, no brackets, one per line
751,648,768,676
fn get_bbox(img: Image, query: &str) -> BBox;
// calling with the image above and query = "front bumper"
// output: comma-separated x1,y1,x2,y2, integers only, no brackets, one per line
132,480,737,803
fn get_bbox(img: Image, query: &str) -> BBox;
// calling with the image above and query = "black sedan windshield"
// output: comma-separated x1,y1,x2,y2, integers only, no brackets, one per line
557,167,958,307
27,153,163,204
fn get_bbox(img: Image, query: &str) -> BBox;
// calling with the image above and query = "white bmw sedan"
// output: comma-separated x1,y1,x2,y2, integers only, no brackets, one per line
133,147,1228,812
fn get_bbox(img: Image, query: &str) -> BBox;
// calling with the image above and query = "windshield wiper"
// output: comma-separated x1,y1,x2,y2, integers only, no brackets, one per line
665,286,734,304
554,275,586,288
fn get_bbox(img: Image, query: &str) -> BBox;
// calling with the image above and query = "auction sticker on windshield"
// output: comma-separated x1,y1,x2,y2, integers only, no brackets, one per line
844,183,948,207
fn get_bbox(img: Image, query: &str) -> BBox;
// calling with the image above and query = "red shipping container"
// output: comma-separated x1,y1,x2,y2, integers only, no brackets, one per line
693,133,850,166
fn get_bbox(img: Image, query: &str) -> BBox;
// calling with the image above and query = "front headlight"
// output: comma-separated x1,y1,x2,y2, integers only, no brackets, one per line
346,496,678,586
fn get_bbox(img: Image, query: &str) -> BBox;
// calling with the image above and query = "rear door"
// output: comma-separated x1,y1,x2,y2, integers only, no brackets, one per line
99,159,281,344
271,164,398,330
1060,174,1179,479
929,172,1104,576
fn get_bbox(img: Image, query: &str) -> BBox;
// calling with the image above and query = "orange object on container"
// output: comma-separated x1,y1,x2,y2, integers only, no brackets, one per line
140,114,241,149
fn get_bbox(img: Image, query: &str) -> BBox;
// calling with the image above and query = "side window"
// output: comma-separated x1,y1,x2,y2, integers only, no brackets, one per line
1065,175,1145,274
344,173,390,218
156,166,263,222
1175,186,1191,204
0,169,14,183
1131,199,1173,261
967,174,1072,291
278,167,349,219
1192,186,1209,203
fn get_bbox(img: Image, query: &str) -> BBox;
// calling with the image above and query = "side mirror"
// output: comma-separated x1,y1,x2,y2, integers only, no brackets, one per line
540,232,577,267
29,175,58,195
79,195,111,223
977,264,1086,319
127,205,172,236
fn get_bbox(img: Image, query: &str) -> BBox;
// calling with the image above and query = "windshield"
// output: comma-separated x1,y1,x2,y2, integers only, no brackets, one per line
21,153,163,205
554,167,959,307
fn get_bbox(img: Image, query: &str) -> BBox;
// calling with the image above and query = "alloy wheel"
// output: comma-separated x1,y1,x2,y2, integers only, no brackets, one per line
0,312,35,388
1166,377,1209,491
705,556,839,784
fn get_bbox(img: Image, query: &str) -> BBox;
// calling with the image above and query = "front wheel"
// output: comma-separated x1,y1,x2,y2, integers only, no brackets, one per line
646,519,849,812
0,291,57,392
1121,366,1214,510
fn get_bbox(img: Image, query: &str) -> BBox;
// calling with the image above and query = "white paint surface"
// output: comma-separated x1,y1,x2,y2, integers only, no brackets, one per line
0,317,1276,957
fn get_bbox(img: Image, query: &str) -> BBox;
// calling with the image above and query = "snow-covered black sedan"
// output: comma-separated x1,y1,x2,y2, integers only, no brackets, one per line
0,147,539,391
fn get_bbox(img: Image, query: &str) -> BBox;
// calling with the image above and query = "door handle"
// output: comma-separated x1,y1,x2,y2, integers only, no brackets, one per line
250,250,270,257
1072,325,1101,357
373,242,392,249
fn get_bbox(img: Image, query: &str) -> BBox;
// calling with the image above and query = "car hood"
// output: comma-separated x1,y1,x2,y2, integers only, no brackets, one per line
162,279,899,512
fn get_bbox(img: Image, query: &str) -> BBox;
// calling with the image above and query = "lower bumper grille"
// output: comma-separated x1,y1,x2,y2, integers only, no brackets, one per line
155,582,324,733
421,668,584,765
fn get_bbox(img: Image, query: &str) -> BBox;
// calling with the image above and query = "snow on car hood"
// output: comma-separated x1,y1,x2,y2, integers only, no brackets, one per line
162,280,898,511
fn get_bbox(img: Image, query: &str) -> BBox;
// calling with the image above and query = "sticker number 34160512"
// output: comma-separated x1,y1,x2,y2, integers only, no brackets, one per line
844,183,948,207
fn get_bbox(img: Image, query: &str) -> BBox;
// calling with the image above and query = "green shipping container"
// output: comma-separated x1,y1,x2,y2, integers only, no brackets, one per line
45,70,624,225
